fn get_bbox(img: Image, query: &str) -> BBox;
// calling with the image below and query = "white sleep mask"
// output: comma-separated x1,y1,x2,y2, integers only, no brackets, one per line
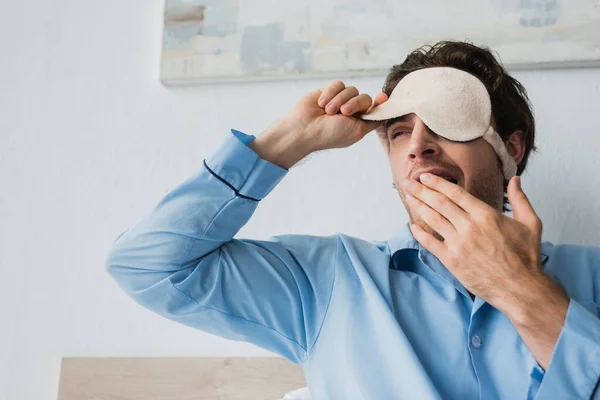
360,67,517,180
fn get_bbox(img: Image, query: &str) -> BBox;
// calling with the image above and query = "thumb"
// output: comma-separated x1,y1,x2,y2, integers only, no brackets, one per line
356,92,388,134
508,176,542,233
365,92,388,113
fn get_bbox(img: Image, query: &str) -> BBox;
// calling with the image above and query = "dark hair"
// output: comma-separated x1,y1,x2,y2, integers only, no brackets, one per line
381,40,537,211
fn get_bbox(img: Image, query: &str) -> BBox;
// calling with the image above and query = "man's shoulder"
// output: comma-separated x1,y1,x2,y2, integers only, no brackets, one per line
541,241,600,300
542,240,600,261
270,232,390,258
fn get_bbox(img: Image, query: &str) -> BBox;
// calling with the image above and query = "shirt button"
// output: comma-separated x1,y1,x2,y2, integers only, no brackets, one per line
471,335,482,349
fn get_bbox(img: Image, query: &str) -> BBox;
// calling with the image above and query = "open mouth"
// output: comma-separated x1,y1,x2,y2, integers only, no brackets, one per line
418,175,458,185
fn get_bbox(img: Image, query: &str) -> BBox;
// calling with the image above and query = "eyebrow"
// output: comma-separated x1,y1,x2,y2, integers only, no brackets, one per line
385,115,411,133
384,115,439,138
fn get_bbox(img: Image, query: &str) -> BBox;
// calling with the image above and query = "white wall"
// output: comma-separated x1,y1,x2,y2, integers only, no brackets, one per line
1,0,599,399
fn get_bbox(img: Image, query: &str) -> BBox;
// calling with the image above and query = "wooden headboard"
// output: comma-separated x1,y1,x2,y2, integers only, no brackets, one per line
57,357,306,400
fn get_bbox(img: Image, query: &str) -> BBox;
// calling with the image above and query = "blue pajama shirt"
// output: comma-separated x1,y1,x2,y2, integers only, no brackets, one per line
106,129,600,399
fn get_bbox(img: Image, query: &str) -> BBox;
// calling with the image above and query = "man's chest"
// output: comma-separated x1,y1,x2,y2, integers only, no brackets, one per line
310,266,538,400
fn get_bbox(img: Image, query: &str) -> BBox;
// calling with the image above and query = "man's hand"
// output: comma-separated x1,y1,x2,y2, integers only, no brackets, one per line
401,172,549,307
402,173,570,369
249,81,388,169
304,81,388,152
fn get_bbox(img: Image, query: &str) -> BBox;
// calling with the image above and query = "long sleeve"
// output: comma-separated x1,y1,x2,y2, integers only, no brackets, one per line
531,299,600,399
105,129,337,364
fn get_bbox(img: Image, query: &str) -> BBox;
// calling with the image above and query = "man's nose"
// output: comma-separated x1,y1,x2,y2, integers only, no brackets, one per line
407,119,441,162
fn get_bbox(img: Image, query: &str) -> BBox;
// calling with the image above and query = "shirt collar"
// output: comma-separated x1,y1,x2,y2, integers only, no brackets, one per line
387,222,420,258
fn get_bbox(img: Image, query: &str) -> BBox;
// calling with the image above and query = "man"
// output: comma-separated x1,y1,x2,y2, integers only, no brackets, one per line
106,41,600,399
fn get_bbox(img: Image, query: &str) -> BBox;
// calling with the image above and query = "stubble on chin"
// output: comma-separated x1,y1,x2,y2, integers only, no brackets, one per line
401,195,446,243
410,214,445,242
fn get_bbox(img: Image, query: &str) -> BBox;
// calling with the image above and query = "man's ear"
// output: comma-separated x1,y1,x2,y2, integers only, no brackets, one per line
506,130,525,166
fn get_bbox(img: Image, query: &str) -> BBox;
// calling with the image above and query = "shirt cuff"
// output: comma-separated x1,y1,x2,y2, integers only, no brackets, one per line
534,299,600,399
204,129,288,200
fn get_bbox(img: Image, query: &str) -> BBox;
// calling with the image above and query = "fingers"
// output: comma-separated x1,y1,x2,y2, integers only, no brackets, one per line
308,88,324,104
324,86,359,115
363,92,389,115
417,173,481,213
402,177,467,231
338,91,388,116
372,92,388,108
508,176,542,234
409,223,447,258
316,82,387,132
318,80,346,110
404,192,456,241
340,94,374,116
318,80,379,116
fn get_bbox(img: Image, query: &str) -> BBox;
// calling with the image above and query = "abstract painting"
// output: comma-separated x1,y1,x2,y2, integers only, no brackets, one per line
160,0,600,85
